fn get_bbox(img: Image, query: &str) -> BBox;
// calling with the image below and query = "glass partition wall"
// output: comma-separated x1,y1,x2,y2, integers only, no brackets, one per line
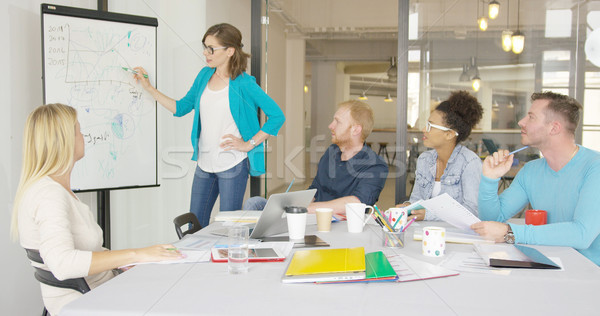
261,0,600,205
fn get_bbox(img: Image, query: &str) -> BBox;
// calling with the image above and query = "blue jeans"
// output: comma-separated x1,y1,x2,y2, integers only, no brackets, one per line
190,159,249,227
243,196,268,211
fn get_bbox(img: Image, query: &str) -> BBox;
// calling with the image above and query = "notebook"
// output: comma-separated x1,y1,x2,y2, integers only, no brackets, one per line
317,251,398,284
282,247,366,283
474,244,560,269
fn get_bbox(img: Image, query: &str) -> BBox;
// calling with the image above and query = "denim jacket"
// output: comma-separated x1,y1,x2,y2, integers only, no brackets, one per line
410,144,482,220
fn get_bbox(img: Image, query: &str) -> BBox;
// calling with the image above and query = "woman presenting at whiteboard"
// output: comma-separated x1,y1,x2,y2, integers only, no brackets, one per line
134,23,285,227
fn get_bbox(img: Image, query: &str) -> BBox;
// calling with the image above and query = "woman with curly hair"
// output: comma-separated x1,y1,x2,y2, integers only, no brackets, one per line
399,90,483,221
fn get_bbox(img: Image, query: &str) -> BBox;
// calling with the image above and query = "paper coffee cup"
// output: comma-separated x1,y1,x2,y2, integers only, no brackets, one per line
422,226,445,257
316,208,333,232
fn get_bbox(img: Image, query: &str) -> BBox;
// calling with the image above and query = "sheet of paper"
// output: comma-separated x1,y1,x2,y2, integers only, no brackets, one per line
119,249,212,268
172,234,227,250
419,193,481,231
383,251,459,282
439,251,511,275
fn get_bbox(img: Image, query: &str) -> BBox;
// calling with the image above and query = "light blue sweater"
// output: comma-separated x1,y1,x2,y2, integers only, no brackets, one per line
175,67,285,176
479,145,600,266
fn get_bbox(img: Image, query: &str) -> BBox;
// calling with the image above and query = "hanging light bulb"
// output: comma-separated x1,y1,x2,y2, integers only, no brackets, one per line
501,0,512,52
511,0,525,54
488,1,500,20
512,30,525,54
502,30,513,52
384,94,393,102
358,92,368,100
472,70,481,92
478,16,488,31
304,85,309,93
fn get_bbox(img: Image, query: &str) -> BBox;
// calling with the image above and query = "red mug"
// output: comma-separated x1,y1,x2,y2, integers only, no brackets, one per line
525,210,547,225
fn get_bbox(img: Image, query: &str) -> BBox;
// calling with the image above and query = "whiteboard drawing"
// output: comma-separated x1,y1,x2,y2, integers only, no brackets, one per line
43,13,158,191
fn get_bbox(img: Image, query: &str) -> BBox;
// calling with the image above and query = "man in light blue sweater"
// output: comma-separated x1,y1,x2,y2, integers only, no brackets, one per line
472,91,600,266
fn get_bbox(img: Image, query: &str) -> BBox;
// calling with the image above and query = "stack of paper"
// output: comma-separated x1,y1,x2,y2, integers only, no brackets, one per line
282,247,366,283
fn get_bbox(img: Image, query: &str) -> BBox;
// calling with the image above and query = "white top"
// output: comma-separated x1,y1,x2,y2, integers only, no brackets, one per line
431,181,442,197
198,85,247,173
18,176,114,315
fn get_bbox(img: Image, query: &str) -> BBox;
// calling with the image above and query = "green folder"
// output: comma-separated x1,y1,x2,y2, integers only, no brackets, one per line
365,251,397,279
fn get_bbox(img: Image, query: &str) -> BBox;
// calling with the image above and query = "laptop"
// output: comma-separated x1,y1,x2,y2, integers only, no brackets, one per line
211,189,316,239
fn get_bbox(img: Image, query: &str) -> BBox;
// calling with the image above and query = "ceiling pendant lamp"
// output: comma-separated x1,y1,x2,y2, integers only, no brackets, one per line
477,0,488,31
501,0,512,52
384,94,393,102
488,0,500,20
358,92,368,100
511,0,525,54
472,74,481,92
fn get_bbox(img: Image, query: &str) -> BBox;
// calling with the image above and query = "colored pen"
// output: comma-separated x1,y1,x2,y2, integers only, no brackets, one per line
391,212,405,230
507,146,529,156
122,66,148,78
285,178,295,193
401,217,417,232
374,205,394,232
166,248,178,251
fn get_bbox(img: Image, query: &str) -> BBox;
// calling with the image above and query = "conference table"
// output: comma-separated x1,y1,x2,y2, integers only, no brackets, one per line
61,219,600,316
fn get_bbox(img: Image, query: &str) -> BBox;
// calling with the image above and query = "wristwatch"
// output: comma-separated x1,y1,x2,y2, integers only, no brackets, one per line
249,139,257,147
504,224,515,244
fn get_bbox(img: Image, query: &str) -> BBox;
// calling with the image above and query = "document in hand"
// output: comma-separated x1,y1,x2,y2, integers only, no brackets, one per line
473,243,560,269
419,193,481,231
317,251,398,284
282,247,366,283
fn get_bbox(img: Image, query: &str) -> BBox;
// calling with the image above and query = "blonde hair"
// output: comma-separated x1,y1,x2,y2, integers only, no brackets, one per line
338,100,374,141
10,103,78,240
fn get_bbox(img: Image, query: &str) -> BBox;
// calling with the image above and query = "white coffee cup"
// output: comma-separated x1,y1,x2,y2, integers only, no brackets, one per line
345,203,374,233
285,206,308,240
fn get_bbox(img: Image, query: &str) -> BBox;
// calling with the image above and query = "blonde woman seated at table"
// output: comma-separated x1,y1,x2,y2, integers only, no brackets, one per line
398,91,483,221
10,104,184,316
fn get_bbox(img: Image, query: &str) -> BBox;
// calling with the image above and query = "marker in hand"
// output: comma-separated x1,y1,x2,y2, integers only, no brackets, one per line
122,67,148,78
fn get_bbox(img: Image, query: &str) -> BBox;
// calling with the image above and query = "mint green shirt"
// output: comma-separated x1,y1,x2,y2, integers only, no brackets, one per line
479,145,600,265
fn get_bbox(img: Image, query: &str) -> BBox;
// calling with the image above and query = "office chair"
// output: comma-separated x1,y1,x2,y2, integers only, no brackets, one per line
173,212,202,239
25,248,90,316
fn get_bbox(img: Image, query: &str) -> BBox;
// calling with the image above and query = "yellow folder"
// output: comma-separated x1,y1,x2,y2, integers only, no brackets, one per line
285,247,366,276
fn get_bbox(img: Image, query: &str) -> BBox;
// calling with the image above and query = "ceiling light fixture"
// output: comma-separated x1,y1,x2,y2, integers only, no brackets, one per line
384,94,393,102
477,1,488,31
358,92,368,100
472,72,481,92
511,0,525,54
488,0,500,20
387,56,397,81
501,0,513,52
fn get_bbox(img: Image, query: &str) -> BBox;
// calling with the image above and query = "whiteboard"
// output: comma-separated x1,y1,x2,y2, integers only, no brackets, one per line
42,4,158,191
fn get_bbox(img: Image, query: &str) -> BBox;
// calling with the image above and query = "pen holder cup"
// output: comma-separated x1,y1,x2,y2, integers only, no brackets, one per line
382,229,405,248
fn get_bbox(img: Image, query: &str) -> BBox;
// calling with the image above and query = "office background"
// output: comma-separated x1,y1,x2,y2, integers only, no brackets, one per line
3,0,599,314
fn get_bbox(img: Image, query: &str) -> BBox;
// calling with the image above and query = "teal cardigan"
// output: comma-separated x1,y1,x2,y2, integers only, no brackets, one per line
175,67,285,176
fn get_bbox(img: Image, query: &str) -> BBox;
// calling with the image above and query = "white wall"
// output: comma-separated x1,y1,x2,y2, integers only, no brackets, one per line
1,0,255,314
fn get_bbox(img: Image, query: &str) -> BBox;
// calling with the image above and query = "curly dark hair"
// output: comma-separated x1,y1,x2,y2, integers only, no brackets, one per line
435,90,483,143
